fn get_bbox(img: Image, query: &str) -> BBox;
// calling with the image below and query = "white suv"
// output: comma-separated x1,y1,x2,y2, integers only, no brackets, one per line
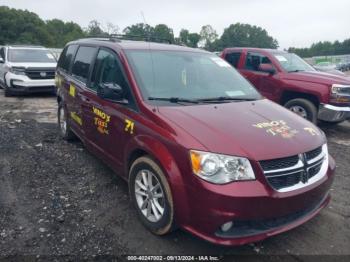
0,45,57,96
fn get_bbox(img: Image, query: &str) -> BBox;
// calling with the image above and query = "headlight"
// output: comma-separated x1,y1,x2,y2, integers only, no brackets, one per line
9,67,26,75
331,84,350,94
190,150,255,184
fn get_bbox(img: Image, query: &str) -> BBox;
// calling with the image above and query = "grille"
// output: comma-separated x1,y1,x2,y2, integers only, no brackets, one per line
259,155,299,171
340,87,350,95
267,172,302,190
259,146,324,191
306,146,322,161
308,162,323,178
25,68,55,80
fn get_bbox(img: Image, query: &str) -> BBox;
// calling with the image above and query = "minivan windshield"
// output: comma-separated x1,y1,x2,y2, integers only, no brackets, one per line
273,52,315,73
125,50,261,104
8,48,56,63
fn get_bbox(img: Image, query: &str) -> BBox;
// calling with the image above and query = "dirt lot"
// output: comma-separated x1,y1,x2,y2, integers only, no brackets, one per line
0,89,349,260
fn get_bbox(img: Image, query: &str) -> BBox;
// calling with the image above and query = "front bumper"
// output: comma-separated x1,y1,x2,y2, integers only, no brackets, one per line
5,73,55,94
180,155,335,246
318,103,350,122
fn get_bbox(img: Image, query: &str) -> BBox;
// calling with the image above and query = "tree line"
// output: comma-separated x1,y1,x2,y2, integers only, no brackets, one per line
0,6,278,51
288,39,350,57
1,5,349,57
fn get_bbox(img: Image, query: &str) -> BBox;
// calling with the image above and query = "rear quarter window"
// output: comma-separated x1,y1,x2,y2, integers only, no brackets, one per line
71,46,96,84
57,45,78,72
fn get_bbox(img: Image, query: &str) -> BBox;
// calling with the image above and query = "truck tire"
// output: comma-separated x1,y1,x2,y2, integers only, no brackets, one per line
129,156,175,236
57,101,76,140
285,98,318,124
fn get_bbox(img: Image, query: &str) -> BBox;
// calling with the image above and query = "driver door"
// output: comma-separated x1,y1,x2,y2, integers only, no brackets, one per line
81,47,137,173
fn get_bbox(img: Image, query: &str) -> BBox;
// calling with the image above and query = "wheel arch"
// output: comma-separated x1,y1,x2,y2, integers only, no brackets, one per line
280,90,320,108
124,135,191,225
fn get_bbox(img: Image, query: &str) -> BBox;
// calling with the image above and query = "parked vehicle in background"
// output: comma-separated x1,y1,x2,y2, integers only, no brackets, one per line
49,48,63,60
221,48,350,124
56,37,335,246
313,61,336,72
0,45,57,96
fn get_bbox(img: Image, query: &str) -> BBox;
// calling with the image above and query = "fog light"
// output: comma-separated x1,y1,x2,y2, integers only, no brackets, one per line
221,221,233,232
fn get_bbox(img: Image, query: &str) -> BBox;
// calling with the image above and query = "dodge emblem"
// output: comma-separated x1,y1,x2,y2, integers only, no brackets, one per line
40,72,47,77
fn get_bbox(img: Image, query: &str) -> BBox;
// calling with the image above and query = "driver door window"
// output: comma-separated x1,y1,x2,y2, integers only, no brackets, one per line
90,49,128,93
245,52,272,71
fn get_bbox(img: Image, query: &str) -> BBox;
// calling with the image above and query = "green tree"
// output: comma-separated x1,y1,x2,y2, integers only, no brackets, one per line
86,20,106,36
218,23,278,51
179,29,200,48
199,25,218,49
153,24,174,42
0,6,53,46
123,23,153,39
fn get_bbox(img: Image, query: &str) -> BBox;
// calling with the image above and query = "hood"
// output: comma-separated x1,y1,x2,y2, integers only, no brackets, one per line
159,99,326,161
282,70,350,86
7,62,57,69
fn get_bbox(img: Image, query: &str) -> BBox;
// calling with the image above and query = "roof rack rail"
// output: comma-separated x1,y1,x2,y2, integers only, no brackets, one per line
7,44,45,48
83,34,173,44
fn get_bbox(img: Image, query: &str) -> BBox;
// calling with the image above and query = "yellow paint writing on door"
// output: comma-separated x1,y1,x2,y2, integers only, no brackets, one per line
124,119,135,134
69,84,76,97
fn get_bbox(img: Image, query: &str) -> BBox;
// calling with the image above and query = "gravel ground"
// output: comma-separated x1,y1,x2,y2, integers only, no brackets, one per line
0,89,349,260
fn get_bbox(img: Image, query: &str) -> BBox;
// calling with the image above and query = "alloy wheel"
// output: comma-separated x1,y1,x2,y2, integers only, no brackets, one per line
134,170,165,222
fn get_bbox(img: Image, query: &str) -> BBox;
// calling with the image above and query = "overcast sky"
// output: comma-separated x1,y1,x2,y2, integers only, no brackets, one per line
1,0,349,49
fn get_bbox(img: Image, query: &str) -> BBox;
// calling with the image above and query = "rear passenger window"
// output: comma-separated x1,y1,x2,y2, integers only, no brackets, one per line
57,45,78,72
71,46,96,83
245,52,272,71
225,52,241,68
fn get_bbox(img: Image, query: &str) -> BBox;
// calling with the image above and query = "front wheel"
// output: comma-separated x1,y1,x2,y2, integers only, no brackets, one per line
285,98,318,124
129,156,175,235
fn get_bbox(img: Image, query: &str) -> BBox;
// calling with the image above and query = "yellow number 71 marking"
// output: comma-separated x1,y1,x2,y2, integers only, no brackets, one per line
124,119,135,134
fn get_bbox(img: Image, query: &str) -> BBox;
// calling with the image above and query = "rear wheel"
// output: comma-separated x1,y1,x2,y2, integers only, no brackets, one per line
285,98,318,124
129,156,175,235
57,102,75,140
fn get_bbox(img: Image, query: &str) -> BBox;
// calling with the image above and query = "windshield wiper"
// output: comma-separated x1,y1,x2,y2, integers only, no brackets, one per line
197,96,257,102
288,69,305,73
148,97,199,104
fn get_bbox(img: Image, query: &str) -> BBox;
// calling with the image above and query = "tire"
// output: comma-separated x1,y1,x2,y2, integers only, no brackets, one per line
3,78,12,97
57,101,76,140
285,98,318,124
129,156,175,235
4,87,12,97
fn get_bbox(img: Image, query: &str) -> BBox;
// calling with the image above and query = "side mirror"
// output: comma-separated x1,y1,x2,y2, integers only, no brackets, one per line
259,63,275,74
97,82,128,104
0,57,4,63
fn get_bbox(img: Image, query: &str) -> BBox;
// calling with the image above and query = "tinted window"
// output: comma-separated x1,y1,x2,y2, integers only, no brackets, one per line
57,45,78,72
245,52,272,71
90,49,128,93
71,46,96,83
225,52,241,68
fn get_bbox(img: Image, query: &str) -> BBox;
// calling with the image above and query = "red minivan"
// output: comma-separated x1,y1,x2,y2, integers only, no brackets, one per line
56,38,335,246
221,48,350,124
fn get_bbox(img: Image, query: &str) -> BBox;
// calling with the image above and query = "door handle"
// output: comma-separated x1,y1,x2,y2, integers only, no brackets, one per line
81,96,90,102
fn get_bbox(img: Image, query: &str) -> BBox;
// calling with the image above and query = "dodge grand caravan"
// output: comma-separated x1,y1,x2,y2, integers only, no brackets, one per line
221,48,350,124
56,38,335,246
